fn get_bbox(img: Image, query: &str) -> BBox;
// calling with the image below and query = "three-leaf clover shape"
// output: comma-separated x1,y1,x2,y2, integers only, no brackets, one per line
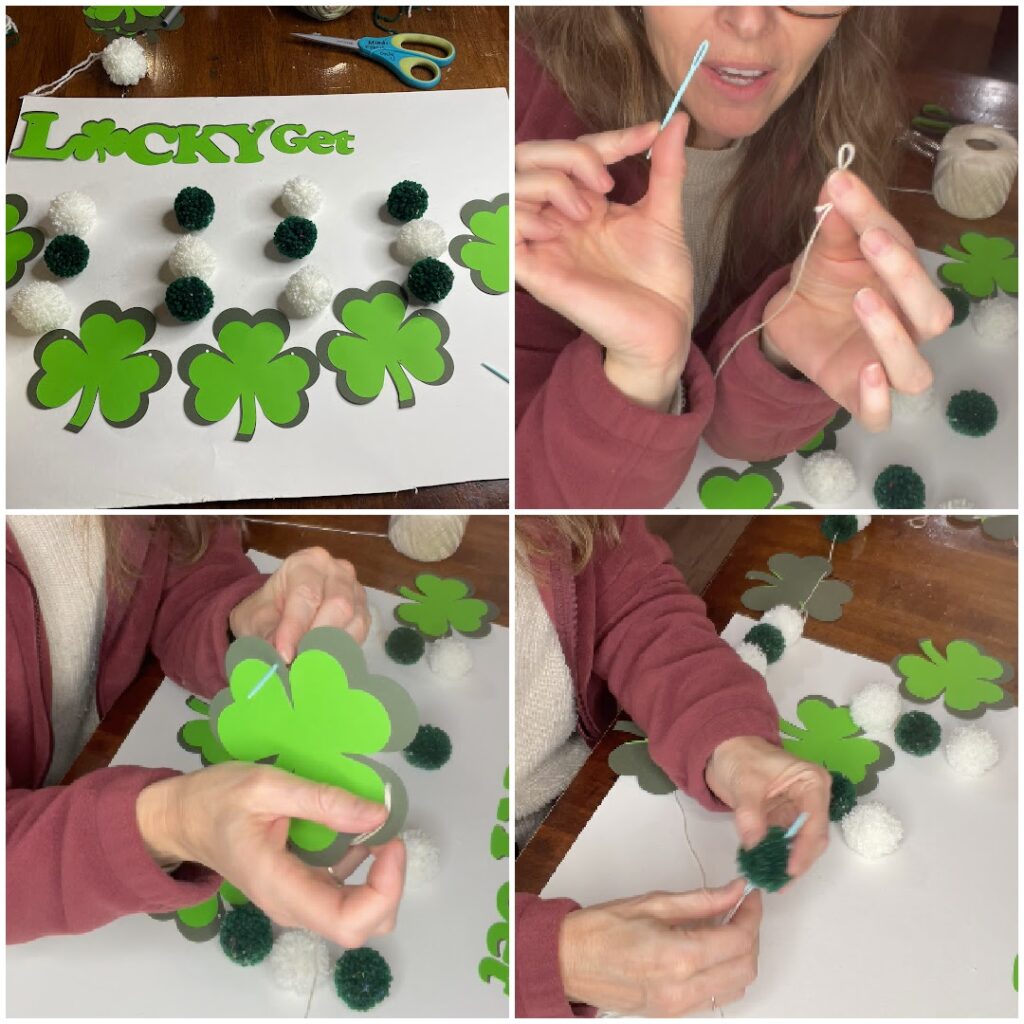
317,282,453,409
28,301,170,432
151,878,248,942
780,696,893,794
83,6,179,37
893,638,1014,715
179,309,320,442
207,627,419,866
177,695,232,766
7,194,43,288
741,553,853,623
939,232,1018,299
607,721,677,795
450,194,509,296
394,574,498,639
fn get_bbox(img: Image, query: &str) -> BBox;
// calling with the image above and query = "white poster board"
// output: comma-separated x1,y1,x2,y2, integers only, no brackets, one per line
6,91,509,507
6,551,510,1018
671,252,1017,509
542,614,1018,1017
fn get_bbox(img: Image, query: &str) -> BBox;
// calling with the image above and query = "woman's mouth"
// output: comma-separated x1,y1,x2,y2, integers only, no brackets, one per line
701,61,775,99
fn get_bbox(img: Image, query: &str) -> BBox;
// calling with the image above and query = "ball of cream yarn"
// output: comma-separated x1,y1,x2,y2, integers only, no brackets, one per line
389,515,468,562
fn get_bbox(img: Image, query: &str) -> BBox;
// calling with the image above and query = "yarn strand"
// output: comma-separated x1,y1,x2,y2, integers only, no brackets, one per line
714,144,855,378
27,51,103,97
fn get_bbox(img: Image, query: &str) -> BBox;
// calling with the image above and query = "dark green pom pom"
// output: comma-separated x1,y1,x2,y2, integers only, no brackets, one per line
828,770,857,822
736,826,791,893
44,234,89,278
404,724,452,770
940,286,970,327
274,216,317,259
386,179,428,222
895,710,941,756
174,186,215,231
744,623,786,665
166,276,214,322
385,626,425,665
334,947,392,1011
821,514,859,543
873,464,925,509
946,389,997,437
407,257,454,303
219,903,273,966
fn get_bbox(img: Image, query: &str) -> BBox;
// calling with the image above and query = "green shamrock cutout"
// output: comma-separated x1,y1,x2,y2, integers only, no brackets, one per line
179,309,319,442
938,233,1018,299
698,463,784,509
741,553,852,622
893,639,1014,717
177,695,232,766
796,409,851,458
208,627,419,866
28,301,170,433
83,6,182,37
490,767,510,860
478,881,509,996
450,195,509,295
608,722,676,795
7,194,44,288
150,878,248,942
780,696,894,795
317,282,453,409
394,574,499,639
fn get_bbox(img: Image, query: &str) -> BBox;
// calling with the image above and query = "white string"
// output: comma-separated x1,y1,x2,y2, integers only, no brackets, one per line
350,782,393,845
241,517,389,538
799,536,837,621
714,144,856,379
27,50,103,97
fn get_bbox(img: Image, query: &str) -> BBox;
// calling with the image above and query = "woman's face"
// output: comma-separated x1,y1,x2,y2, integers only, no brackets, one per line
643,6,842,148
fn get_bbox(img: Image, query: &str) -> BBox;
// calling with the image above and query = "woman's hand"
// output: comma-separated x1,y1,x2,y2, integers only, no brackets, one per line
760,169,954,431
136,762,405,949
516,116,694,412
705,735,831,880
558,879,761,1016
229,546,369,663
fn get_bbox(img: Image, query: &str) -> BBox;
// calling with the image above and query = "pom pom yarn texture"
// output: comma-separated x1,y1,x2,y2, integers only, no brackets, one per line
169,236,217,281
48,191,97,237
101,36,148,85
800,450,857,504
873,465,926,509
841,801,903,859
220,904,273,966
736,826,791,892
894,710,941,756
284,265,332,317
404,724,452,770
174,186,215,231
43,235,89,278
281,176,323,218
395,219,447,264
387,180,428,222
166,276,214,322
407,257,453,303
334,947,392,1011
944,723,1000,777
385,626,425,665
11,281,71,332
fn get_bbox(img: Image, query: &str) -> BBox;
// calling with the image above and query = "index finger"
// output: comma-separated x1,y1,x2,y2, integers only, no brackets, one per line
784,789,831,879
576,121,660,166
672,889,763,973
273,563,327,662
825,169,917,253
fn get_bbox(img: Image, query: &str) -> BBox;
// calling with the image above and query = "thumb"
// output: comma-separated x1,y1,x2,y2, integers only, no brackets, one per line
263,771,387,835
734,801,769,851
641,112,689,228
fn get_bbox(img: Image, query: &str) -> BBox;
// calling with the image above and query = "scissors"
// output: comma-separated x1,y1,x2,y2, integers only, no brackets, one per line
292,32,456,90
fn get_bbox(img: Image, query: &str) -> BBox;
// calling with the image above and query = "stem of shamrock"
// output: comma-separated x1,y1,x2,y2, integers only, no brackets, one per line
388,362,414,406
237,392,257,441
919,639,941,665
68,385,98,430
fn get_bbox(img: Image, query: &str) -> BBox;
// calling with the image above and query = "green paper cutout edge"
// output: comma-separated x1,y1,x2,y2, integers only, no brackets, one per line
449,194,510,296
316,281,453,410
795,408,852,458
950,514,1018,543
478,881,509,996
27,300,170,433
83,6,183,38
741,552,853,623
393,573,499,640
7,193,44,288
149,878,247,943
698,462,785,510
938,232,1018,299
608,738,678,795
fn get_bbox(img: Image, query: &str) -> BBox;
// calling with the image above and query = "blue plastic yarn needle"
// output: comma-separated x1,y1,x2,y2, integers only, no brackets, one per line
247,662,281,699
647,38,710,158
481,362,509,383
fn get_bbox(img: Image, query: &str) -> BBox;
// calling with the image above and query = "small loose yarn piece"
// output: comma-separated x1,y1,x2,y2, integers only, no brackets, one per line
174,186,215,231
400,827,441,889
169,235,217,281
220,904,273,966
894,710,941,756
268,930,330,995
849,681,901,734
841,800,903,859
280,176,323,218
828,771,857,822
736,826,791,893
969,294,1016,346
734,640,768,676
425,635,473,680
101,35,148,85
334,947,392,1012
941,286,971,327
403,724,452,770
944,722,1000,777
743,623,786,665
385,626,425,666
761,605,804,648
48,190,97,237
407,257,453,303
820,514,859,543
890,384,936,418
800,450,857,504
940,497,977,510
932,124,1018,220
946,389,998,437
284,265,332,317
388,514,468,562
166,276,214,322
43,234,89,278
395,218,447,265
873,464,925,509
274,216,317,259
11,281,72,332
387,179,429,222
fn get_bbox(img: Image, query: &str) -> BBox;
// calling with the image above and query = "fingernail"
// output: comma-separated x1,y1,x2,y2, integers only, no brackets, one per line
827,169,850,197
854,287,880,315
865,362,884,387
862,228,890,256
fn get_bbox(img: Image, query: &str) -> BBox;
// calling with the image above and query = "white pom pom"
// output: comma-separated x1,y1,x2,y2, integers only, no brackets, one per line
841,801,903,859
284,265,332,317
944,722,999,777
101,36,148,86
48,190,97,237
890,385,936,418
169,235,217,281
401,827,440,889
395,219,447,265
939,498,977,510
849,681,901,733
855,515,872,532
268,929,329,994
970,295,1016,347
800,450,857,504
426,636,473,680
734,641,767,675
759,605,803,648
281,176,323,218
11,281,72,333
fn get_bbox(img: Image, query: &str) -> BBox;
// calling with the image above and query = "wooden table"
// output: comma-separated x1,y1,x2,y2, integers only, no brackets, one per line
516,513,1018,895
6,5,509,510
62,513,508,784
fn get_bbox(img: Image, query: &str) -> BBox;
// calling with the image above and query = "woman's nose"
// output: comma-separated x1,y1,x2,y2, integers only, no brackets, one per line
717,5,775,41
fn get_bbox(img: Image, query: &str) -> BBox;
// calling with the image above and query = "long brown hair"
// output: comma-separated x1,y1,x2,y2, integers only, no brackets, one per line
516,515,620,573
517,6,906,332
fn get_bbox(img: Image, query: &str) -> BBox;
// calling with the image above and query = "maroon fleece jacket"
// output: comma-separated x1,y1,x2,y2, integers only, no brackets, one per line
515,43,837,508
7,519,264,944
515,518,781,1018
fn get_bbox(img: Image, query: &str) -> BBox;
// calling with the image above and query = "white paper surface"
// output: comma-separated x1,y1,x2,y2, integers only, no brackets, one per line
671,252,1017,509
542,614,1018,1017
6,91,509,507
6,551,510,1017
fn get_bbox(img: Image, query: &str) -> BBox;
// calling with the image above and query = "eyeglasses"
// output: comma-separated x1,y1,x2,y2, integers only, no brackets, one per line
781,6,850,18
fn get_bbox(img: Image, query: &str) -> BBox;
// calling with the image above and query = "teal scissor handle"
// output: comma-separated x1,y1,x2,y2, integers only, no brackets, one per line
357,33,456,89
